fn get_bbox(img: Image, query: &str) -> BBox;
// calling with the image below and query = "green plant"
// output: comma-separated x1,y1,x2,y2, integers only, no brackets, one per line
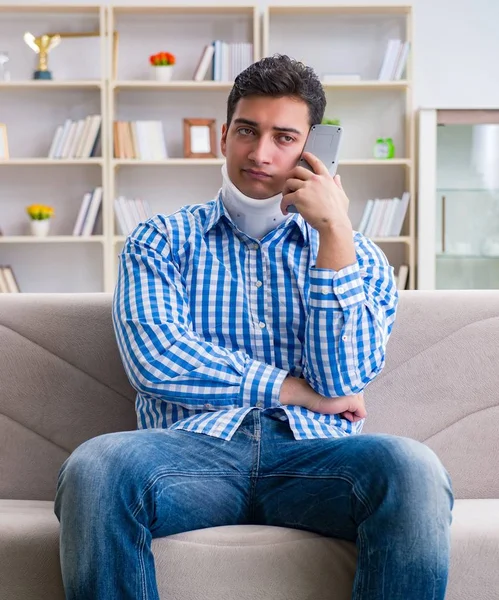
322,117,341,126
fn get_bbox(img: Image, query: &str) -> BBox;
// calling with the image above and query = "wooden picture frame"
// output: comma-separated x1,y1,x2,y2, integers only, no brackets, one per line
183,118,217,158
0,123,9,159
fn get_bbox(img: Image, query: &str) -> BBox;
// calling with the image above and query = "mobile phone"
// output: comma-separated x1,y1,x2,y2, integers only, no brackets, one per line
287,124,343,214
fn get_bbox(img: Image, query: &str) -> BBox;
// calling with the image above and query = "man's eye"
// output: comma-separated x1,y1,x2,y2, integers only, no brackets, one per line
280,135,294,143
238,128,253,136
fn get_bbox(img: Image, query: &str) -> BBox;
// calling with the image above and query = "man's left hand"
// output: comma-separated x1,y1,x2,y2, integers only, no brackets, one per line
281,151,351,234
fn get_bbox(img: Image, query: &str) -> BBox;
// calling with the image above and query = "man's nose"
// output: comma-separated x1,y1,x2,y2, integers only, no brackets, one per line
248,137,273,165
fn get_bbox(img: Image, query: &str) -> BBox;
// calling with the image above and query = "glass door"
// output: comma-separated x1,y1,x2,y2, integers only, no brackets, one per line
436,112,499,289
418,109,499,290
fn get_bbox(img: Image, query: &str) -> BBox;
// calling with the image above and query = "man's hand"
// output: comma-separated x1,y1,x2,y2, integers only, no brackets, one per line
279,376,366,423
281,152,351,234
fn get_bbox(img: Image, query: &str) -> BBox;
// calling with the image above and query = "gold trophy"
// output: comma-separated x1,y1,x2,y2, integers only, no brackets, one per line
23,32,61,80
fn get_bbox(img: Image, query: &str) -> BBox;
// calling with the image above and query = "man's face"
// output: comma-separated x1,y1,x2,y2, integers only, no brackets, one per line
220,95,310,199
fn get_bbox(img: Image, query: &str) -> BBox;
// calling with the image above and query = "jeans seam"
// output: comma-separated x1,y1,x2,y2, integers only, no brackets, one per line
136,514,148,600
259,472,375,517
248,413,261,523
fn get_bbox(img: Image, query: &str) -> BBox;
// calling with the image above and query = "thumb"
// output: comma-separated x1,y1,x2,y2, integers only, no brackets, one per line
334,174,343,190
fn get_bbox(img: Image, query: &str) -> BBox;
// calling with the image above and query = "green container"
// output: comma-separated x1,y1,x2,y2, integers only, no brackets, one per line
373,137,395,159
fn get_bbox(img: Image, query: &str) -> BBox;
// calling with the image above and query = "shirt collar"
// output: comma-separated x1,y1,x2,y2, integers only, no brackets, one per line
203,191,310,246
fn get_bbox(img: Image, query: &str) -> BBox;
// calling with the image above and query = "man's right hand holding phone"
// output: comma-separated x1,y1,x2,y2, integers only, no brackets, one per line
279,376,366,423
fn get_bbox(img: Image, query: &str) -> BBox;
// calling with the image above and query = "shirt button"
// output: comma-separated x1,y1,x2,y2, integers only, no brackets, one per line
203,403,213,410
258,321,266,329
252,244,259,250
321,286,329,294
342,335,348,342
256,401,263,408
338,286,345,294
255,280,262,288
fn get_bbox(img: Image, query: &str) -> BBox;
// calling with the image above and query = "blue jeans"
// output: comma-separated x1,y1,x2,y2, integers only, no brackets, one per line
54,410,454,599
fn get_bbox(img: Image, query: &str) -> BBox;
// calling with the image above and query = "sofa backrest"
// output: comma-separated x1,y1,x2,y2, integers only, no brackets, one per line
0,291,498,501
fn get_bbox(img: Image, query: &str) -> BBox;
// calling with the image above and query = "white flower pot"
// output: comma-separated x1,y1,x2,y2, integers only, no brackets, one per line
30,219,51,237
153,66,174,82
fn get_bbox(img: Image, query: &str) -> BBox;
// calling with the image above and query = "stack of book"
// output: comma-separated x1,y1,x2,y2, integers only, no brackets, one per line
0,265,20,292
378,39,410,81
48,115,102,159
72,187,103,236
114,121,167,160
357,192,410,238
193,41,253,82
114,196,152,235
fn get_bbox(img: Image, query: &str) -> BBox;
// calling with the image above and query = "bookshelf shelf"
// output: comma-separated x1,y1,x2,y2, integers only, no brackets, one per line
111,5,257,16
264,5,412,16
113,158,224,168
0,159,104,166
0,81,103,90
372,236,411,244
112,81,234,91
322,80,409,90
111,158,411,168
0,236,105,244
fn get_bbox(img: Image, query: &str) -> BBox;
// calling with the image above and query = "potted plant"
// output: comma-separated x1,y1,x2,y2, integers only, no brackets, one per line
150,51,176,82
26,204,54,237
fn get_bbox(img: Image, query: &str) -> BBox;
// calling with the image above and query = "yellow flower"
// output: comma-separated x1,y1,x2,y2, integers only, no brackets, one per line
26,204,54,220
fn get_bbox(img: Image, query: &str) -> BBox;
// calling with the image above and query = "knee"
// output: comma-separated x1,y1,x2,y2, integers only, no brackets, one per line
56,432,134,504
367,435,454,510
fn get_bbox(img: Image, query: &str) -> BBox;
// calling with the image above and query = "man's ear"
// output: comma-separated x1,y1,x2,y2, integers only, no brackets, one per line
220,123,228,157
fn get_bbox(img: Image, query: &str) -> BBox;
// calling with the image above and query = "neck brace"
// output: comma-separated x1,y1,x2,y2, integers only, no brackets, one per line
221,163,290,239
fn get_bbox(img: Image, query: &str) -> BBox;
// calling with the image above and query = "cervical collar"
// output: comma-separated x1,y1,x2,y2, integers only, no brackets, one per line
221,163,290,239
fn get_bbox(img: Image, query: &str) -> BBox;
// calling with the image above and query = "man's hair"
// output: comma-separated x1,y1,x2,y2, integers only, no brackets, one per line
226,54,326,128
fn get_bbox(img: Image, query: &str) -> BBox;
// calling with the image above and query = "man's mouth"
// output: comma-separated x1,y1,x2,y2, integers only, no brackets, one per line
243,169,272,180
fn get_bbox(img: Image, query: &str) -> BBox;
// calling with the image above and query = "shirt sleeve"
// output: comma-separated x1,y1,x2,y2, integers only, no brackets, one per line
112,221,288,410
302,232,399,397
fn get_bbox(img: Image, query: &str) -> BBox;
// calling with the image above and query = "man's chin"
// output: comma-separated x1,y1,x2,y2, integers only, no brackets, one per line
237,180,280,200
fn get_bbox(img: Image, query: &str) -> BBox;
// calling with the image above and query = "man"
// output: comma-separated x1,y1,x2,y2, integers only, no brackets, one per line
55,55,453,599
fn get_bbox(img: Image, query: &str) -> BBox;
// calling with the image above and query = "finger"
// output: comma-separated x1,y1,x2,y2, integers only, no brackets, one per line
280,191,301,215
333,174,343,191
289,164,316,181
301,151,330,176
341,411,353,421
282,177,305,197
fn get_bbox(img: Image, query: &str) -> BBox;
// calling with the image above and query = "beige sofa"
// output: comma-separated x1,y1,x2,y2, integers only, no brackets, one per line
1,291,498,600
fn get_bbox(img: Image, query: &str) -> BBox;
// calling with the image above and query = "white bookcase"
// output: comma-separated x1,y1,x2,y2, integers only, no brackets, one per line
0,4,108,292
263,4,416,289
106,4,260,291
0,3,415,293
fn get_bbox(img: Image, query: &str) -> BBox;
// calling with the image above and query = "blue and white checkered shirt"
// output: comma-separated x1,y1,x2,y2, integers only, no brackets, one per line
113,193,398,441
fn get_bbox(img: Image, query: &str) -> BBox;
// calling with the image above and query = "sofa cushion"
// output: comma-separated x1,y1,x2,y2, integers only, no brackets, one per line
1,498,498,600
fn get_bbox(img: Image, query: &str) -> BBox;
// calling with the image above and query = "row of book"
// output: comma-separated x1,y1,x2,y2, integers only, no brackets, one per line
378,39,410,81
48,115,102,159
72,187,103,236
114,121,167,160
114,196,152,235
357,192,410,238
0,265,20,293
193,41,253,82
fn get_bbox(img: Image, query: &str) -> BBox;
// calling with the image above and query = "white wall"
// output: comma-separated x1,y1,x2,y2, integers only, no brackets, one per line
6,0,499,109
